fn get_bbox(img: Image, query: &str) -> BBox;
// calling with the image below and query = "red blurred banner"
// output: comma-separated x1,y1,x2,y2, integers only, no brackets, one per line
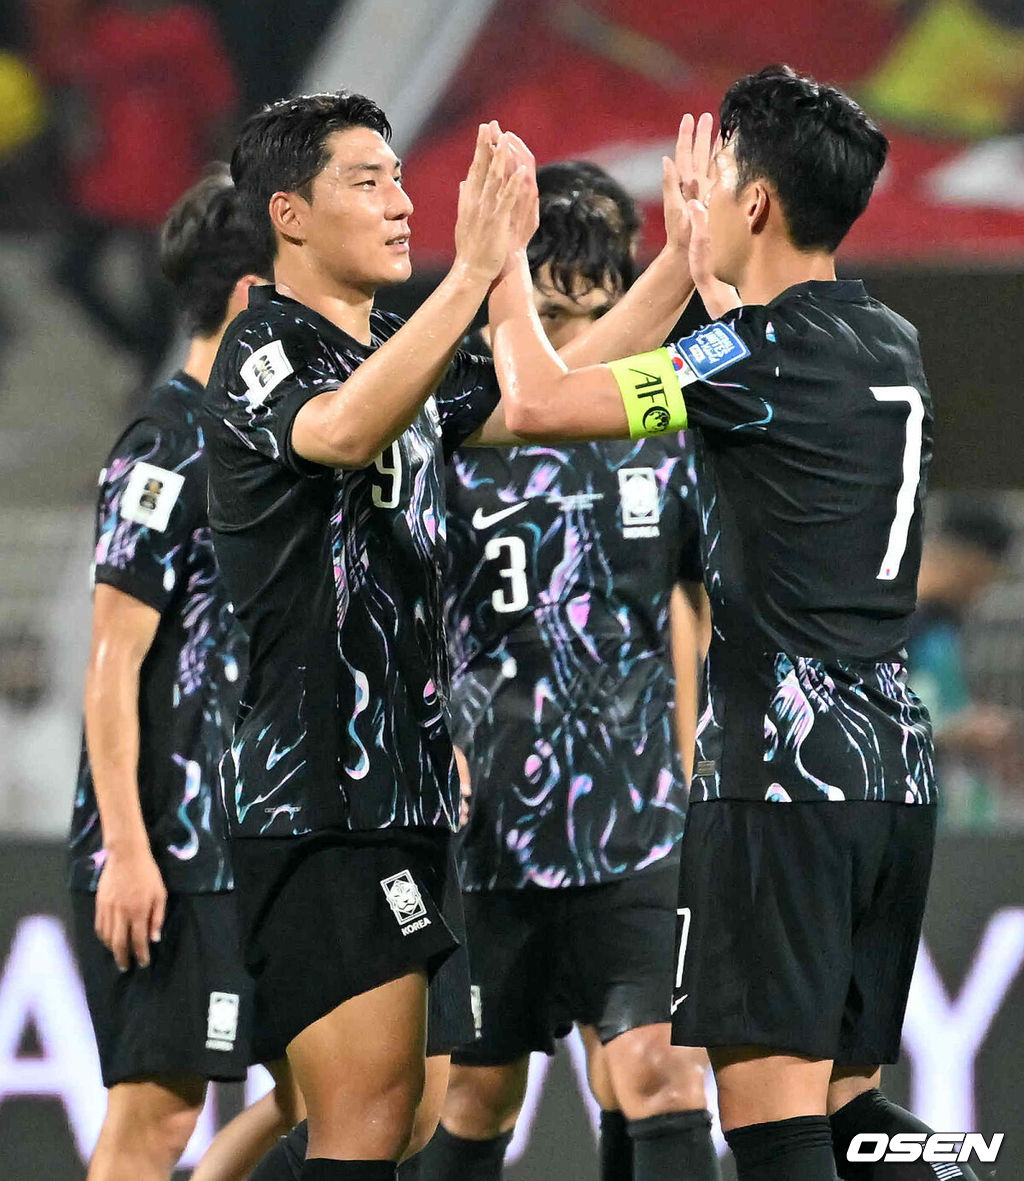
404,0,1024,265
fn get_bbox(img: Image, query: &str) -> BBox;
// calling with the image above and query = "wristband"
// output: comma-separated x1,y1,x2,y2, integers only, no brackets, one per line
607,348,687,438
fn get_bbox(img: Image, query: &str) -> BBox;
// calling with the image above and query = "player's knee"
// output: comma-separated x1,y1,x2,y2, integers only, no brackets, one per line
442,1063,527,1138
610,1029,707,1119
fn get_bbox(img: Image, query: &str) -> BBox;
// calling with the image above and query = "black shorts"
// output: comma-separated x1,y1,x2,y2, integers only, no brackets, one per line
232,826,468,1063
671,799,937,1065
72,890,252,1088
452,863,678,1066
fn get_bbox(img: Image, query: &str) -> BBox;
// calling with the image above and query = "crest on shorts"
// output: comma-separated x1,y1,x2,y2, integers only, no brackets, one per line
205,991,239,1051
381,869,430,935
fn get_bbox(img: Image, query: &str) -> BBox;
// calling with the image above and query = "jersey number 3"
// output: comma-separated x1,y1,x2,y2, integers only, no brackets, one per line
485,536,529,613
871,386,924,582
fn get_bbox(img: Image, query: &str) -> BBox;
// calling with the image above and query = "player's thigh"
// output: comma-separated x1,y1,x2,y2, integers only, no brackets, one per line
710,1047,834,1131
671,800,855,1062
102,1074,207,1143
578,1023,617,1110
407,1054,452,1157
287,970,428,1157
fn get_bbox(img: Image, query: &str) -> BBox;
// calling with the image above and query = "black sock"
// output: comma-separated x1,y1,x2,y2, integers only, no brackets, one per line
726,1116,839,1181
301,1161,396,1180
250,1122,307,1180
600,1109,633,1181
415,1123,513,1181
829,1089,982,1181
629,1110,721,1180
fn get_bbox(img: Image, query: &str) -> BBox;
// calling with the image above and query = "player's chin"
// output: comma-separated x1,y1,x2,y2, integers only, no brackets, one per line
376,253,413,286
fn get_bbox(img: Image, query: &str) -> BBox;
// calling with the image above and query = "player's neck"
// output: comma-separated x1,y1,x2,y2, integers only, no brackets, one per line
736,247,836,307
274,256,375,346
182,334,221,388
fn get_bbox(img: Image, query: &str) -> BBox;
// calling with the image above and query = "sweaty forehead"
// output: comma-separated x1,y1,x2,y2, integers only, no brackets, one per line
322,126,398,173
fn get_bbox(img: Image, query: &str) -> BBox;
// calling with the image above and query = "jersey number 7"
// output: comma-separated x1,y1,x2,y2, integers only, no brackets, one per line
871,386,925,582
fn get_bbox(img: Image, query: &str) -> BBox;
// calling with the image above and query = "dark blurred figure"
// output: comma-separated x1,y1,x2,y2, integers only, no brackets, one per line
908,496,1024,827
43,0,237,386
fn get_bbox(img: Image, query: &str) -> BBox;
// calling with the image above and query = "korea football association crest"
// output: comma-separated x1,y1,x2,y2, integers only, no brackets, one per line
205,991,240,1051
381,869,432,936
618,467,661,538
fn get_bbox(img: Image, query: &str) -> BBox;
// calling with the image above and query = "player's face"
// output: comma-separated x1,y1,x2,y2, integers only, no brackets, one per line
531,264,619,350
704,137,750,287
302,127,414,290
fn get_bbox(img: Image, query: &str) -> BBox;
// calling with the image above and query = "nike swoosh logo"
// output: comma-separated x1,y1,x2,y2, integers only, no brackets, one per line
472,503,528,529
670,995,688,1014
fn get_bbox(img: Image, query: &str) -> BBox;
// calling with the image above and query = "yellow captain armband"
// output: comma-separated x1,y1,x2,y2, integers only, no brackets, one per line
607,348,688,438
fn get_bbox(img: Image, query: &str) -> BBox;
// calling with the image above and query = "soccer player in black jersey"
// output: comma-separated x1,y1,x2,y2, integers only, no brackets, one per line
205,94,697,1181
416,162,717,1181
487,67,977,1181
68,169,303,1181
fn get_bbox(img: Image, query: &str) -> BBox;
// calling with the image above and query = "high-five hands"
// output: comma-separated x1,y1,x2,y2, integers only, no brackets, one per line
454,123,534,282
664,113,742,319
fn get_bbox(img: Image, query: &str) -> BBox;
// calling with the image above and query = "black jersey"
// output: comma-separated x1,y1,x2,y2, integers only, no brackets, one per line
69,373,245,893
204,286,500,838
445,436,702,889
665,280,935,804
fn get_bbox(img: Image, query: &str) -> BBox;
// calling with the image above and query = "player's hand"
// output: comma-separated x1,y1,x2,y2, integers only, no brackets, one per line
504,131,539,251
454,745,473,829
95,843,167,972
673,112,742,318
454,130,528,282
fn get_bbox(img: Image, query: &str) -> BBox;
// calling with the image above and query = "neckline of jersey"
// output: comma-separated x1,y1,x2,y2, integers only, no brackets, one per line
768,278,868,307
169,369,205,399
248,284,382,353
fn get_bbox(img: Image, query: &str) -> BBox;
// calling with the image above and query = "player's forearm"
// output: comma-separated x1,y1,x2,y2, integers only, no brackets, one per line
489,253,628,440
558,244,694,368
294,262,493,468
84,640,149,853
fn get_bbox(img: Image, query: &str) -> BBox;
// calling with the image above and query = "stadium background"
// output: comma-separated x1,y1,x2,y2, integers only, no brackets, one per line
0,0,1022,1176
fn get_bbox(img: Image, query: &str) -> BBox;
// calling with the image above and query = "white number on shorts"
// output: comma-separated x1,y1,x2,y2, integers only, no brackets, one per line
871,386,924,582
371,441,402,509
675,906,692,990
485,535,529,614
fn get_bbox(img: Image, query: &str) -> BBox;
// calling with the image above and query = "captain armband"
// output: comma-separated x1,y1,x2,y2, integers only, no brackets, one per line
607,348,688,438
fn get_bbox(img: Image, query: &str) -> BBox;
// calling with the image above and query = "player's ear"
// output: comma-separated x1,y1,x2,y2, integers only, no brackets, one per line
747,182,771,237
269,190,308,245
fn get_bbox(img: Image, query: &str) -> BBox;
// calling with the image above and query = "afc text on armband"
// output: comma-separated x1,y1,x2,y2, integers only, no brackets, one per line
626,366,673,434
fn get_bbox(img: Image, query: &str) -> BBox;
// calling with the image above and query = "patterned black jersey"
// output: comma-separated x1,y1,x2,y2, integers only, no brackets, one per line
204,286,500,838
445,436,702,890
664,279,936,804
69,373,245,893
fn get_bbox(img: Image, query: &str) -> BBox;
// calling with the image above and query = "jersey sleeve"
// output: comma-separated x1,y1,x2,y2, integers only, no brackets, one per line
93,417,203,614
220,318,341,476
435,348,501,458
668,307,779,435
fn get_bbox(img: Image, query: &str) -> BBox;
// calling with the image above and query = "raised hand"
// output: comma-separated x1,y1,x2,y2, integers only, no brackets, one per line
504,131,539,251
454,129,528,283
671,111,742,318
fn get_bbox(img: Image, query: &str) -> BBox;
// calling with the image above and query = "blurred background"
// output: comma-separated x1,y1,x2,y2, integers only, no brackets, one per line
0,0,1023,1176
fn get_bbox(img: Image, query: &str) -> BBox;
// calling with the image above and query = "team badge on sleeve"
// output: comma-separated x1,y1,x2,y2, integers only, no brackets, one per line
119,462,184,533
240,340,294,405
673,322,751,379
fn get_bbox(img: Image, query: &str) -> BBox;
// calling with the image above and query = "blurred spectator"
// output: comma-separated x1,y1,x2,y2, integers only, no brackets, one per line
45,0,238,386
908,496,1024,827
0,628,80,833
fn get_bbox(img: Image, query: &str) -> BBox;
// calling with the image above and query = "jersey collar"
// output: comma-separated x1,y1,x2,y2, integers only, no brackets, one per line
769,279,867,306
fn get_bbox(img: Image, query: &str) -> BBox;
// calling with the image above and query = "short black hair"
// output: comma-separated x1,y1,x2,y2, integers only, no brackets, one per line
719,64,888,252
528,161,640,298
159,164,274,337
230,91,392,257
939,496,1016,562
